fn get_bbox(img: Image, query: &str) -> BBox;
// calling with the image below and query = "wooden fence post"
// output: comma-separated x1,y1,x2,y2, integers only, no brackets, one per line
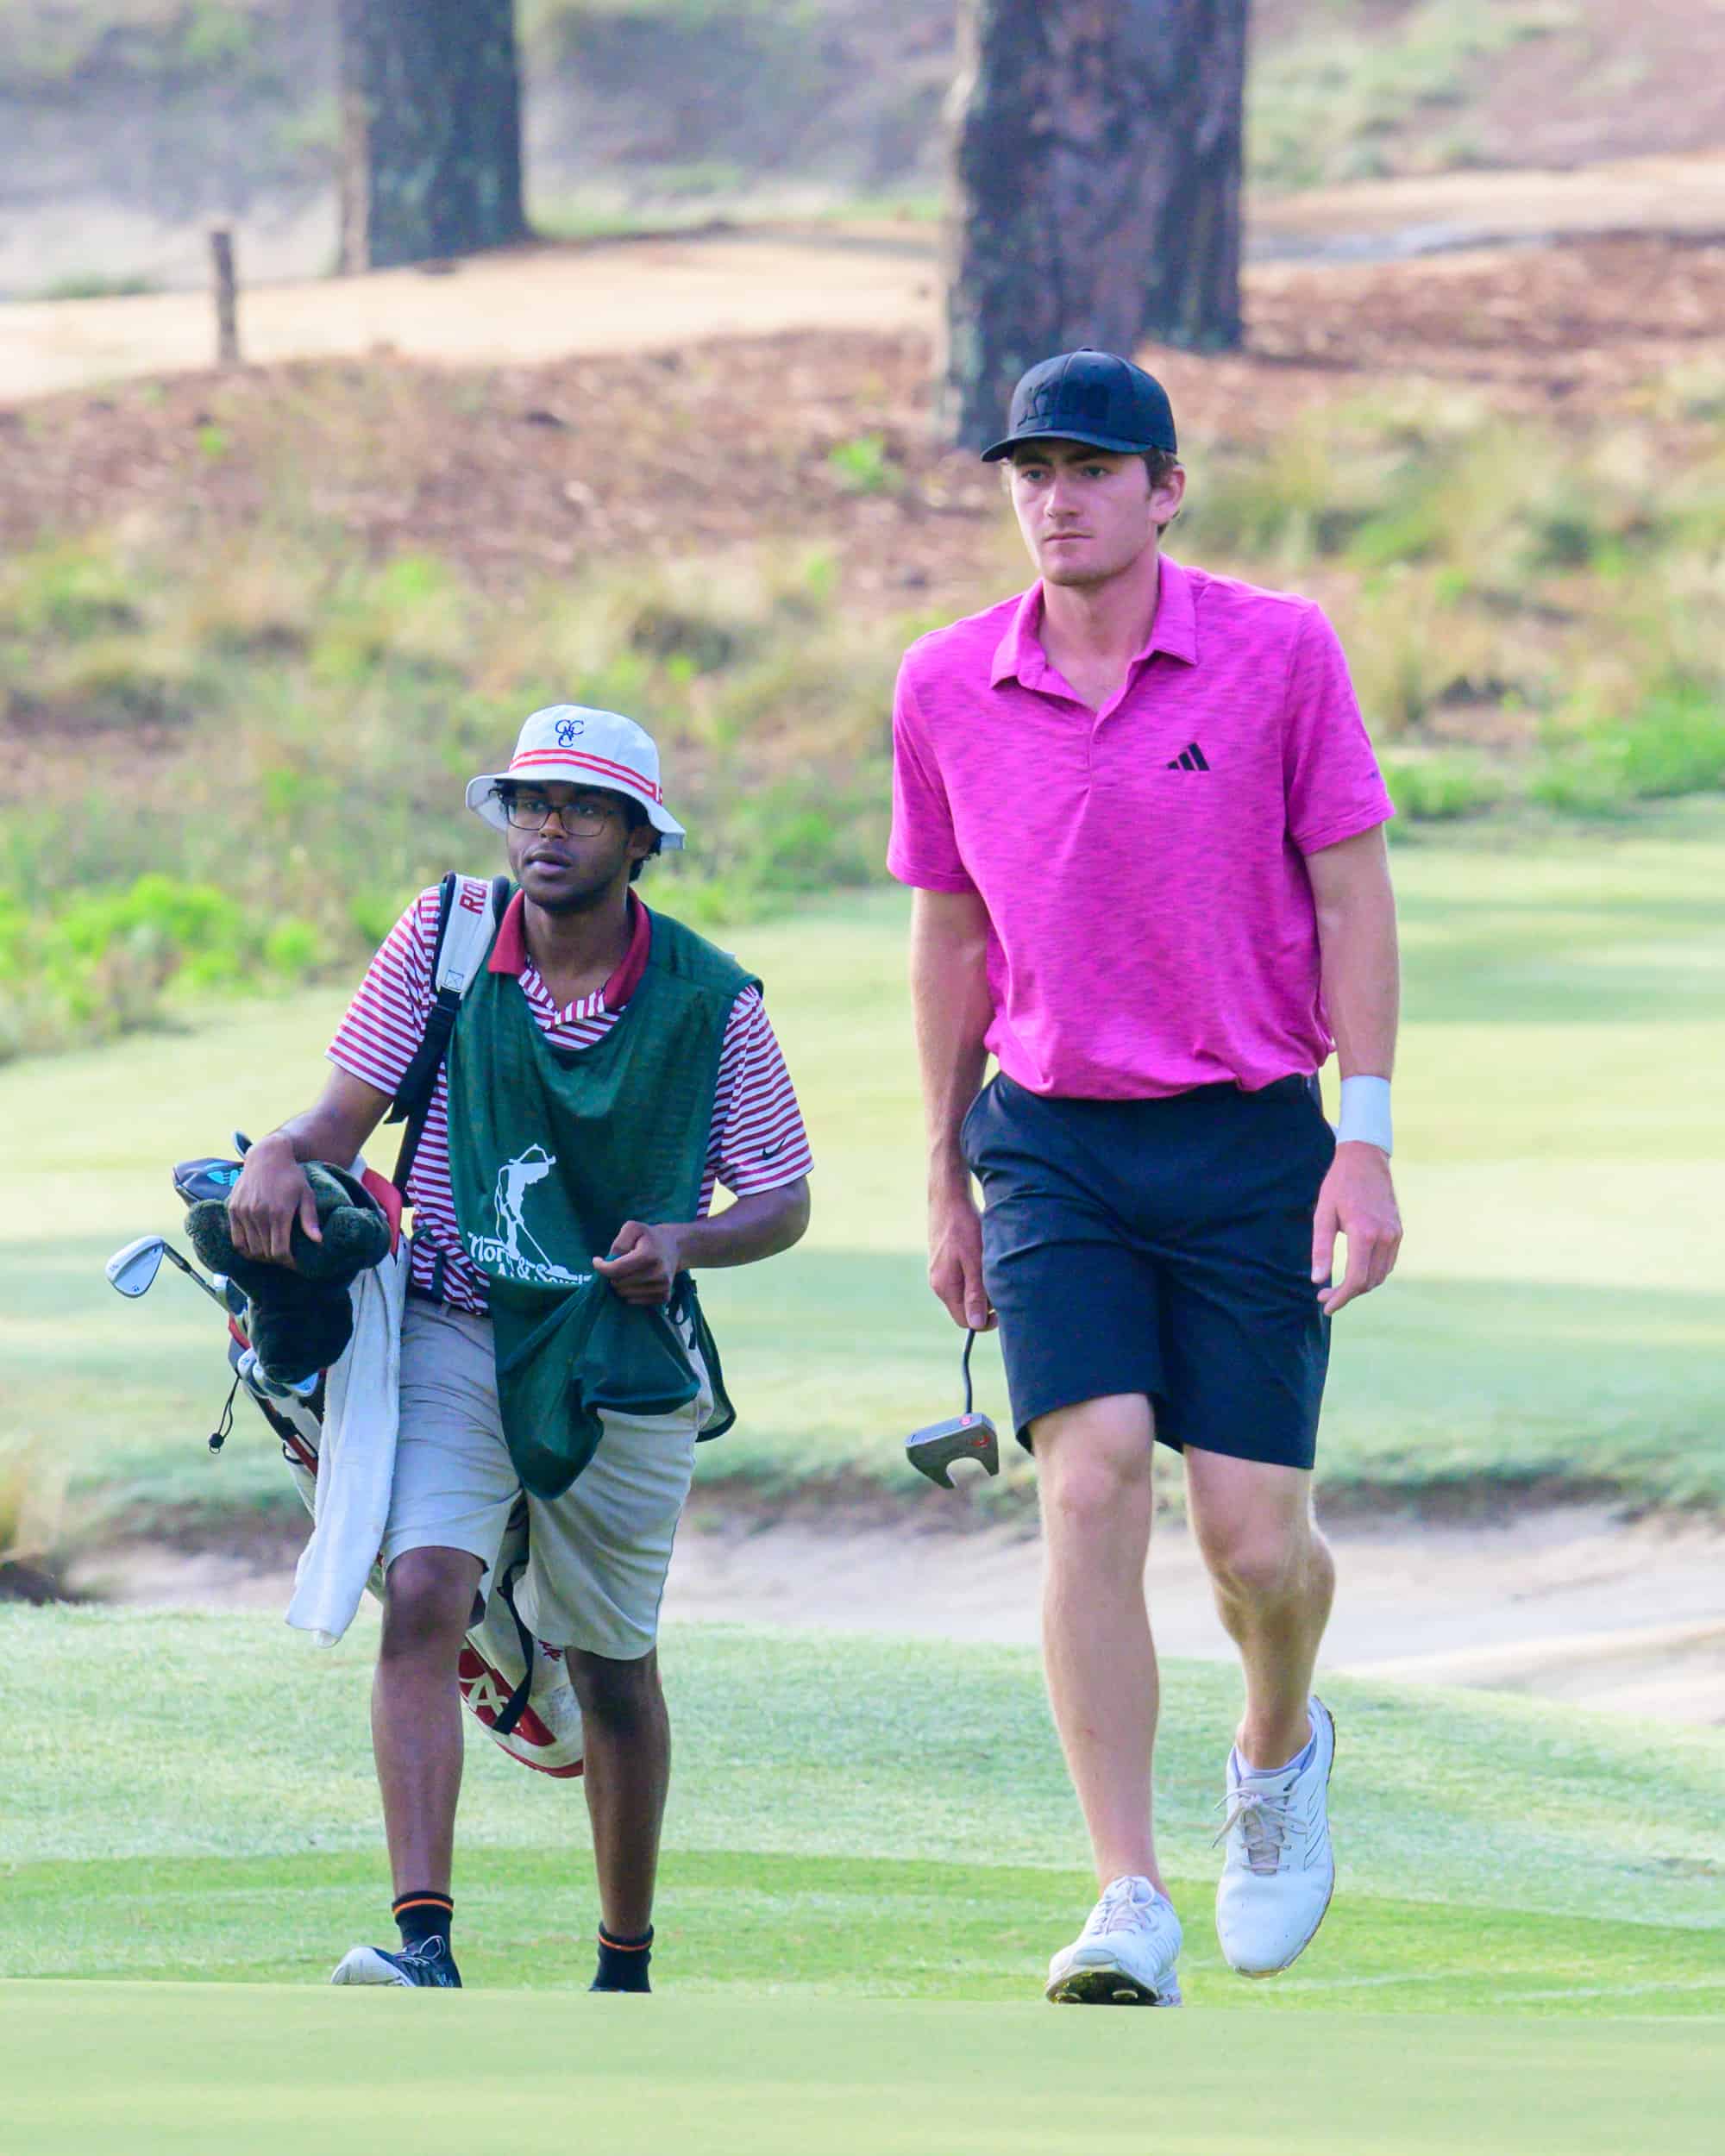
210,227,241,368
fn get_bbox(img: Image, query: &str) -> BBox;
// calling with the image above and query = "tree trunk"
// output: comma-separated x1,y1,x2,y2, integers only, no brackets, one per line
938,0,1248,450
339,0,529,272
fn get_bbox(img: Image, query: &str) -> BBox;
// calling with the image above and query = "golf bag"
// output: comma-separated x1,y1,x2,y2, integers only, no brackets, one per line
257,1376,584,1779
186,872,585,1779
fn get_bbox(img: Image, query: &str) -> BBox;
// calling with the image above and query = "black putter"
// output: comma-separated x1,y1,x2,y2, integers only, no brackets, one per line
905,1330,1000,1489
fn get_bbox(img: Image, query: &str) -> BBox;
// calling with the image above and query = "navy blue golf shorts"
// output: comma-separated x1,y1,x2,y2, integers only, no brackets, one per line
960,1071,1336,1470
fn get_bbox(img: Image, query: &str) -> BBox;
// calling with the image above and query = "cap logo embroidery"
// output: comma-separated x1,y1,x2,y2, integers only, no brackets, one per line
554,718,584,747
1026,379,1109,428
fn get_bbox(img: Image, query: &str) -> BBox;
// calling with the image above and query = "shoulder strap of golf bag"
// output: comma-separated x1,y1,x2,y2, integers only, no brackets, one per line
386,872,511,1196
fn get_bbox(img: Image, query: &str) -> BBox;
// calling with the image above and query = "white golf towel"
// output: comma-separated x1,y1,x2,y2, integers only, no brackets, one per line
286,1238,407,1646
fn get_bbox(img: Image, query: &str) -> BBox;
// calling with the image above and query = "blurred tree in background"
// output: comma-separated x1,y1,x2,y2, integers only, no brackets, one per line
940,0,1248,448
338,0,528,270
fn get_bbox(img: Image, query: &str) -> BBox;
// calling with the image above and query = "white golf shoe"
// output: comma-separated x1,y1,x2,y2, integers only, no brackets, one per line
1045,1875,1183,2006
1214,1697,1336,1977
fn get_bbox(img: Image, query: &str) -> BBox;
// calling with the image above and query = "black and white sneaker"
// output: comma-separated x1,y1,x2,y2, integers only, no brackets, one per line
331,1936,462,1988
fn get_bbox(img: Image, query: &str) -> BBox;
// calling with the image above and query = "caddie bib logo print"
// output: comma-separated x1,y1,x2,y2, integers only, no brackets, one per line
468,1144,594,1288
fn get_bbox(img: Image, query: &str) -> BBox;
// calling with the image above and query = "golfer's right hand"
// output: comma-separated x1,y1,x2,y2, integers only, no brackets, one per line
227,1135,322,1267
928,1190,994,1332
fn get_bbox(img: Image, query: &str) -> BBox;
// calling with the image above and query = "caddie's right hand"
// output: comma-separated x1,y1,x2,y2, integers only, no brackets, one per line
226,1133,322,1267
928,1185,994,1332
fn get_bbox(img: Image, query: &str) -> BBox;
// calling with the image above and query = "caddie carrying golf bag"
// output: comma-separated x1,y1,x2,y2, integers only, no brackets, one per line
232,1330,584,1780
155,873,584,1779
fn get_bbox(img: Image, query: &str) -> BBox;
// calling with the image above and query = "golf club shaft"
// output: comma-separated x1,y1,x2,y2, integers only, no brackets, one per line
160,1243,234,1311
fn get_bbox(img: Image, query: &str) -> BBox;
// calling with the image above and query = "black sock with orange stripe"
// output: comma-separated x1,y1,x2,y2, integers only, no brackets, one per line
393,1890,454,1953
592,1923,653,1992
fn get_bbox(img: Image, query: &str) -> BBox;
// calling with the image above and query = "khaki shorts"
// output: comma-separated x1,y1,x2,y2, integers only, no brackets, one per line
380,1297,709,1660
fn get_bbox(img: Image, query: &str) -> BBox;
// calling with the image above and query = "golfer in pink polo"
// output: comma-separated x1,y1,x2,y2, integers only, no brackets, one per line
891,349,1402,2005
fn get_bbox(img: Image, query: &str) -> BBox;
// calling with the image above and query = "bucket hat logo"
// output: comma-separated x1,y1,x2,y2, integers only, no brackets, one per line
465,705,688,850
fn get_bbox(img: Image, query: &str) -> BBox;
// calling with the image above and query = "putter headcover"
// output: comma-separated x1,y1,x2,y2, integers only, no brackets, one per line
185,1163,390,1386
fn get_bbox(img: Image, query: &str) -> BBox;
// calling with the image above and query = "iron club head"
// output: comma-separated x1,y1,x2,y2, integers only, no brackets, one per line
105,1235,166,1299
104,1233,229,1311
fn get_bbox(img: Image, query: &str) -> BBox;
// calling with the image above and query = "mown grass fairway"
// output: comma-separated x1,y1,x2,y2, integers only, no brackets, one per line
4,803,1723,1524
2,1986,1720,2156
4,1612,1722,2008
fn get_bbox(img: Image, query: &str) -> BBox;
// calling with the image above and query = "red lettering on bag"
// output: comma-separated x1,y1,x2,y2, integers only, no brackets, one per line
457,1645,560,1751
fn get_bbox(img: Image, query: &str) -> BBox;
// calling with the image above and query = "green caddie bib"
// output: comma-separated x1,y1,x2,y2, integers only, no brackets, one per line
446,906,757,1499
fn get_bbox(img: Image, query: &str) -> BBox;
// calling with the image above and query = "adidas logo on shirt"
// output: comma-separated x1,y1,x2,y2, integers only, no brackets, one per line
1166,743,1210,771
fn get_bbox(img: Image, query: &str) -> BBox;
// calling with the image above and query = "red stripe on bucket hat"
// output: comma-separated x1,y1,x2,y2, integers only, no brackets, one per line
506,748,664,801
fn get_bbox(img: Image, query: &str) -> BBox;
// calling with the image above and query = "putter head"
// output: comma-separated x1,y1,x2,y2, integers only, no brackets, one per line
905,1412,1000,1489
104,1235,166,1299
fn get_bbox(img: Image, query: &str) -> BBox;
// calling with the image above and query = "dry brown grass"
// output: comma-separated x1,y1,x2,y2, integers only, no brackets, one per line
0,1444,67,1600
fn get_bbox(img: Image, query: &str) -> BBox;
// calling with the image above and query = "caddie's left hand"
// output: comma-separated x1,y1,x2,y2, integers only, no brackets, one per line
594,1219,685,1307
1311,1144,1402,1317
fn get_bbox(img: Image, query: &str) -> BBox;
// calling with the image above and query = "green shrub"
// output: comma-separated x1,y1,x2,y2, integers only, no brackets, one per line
348,889,411,951
1527,755,1631,818
0,538,140,640
1615,681,1725,798
309,554,474,686
1536,679,1725,812
262,918,323,977
175,1,257,71
827,434,901,496
728,778,886,893
1379,752,1507,823
0,889,28,983
0,874,323,1062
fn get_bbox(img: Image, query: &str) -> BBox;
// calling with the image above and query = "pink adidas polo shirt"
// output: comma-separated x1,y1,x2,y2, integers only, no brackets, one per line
888,557,1395,1099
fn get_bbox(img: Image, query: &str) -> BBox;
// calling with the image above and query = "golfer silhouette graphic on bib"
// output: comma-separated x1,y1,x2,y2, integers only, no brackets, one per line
492,1146,583,1285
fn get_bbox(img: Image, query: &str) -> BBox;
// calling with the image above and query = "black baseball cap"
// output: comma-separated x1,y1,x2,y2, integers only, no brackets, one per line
981,348,1177,462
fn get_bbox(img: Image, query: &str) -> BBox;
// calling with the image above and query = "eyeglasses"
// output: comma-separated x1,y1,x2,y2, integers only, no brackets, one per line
496,789,626,835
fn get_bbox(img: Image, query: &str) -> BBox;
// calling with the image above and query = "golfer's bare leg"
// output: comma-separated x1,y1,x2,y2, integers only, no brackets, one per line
1033,1393,1166,1895
1184,1450,1334,1771
568,1645,670,1940
374,1545,484,1896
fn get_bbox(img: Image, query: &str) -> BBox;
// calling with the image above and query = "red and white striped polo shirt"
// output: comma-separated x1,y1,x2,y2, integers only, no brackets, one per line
329,887,812,1316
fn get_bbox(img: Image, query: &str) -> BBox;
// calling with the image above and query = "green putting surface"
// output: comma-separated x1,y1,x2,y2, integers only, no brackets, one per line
0,1986,1718,2156
3,1611,1721,2149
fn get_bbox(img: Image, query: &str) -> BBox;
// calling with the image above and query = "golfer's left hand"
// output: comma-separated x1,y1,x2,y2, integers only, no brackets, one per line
1311,1144,1402,1316
594,1219,684,1306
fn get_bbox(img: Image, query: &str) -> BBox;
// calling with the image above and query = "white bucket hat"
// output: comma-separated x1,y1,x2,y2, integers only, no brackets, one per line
466,705,687,850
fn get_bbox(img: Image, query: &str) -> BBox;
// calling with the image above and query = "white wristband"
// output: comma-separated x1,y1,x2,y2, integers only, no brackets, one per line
1336,1075,1393,1155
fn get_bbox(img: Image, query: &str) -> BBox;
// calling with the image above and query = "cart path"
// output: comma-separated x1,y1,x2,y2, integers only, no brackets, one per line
6,150,1725,404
